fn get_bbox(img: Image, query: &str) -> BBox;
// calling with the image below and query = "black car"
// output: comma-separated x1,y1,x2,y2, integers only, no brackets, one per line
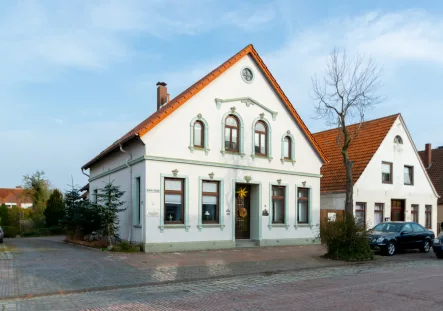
432,231,443,258
368,221,434,256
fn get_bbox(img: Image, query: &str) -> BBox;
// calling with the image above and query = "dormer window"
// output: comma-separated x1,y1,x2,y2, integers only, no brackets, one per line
394,135,403,144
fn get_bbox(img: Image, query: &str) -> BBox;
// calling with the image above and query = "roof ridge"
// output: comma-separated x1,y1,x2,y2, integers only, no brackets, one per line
313,113,400,136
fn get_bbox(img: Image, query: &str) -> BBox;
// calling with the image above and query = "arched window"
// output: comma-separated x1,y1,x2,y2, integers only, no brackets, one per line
283,136,291,159
394,135,403,144
193,121,204,148
225,115,239,151
254,121,267,155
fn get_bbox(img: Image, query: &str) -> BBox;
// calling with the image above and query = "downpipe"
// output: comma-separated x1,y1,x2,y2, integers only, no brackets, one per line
119,143,133,244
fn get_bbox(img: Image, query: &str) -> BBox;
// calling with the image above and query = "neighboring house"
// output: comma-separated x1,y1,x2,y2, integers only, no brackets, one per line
80,184,89,201
313,114,439,233
0,186,33,209
81,44,328,252
419,144,443,232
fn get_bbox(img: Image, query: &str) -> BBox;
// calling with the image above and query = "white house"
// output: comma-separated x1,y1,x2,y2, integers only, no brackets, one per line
81,44,328,252
313,114,439,233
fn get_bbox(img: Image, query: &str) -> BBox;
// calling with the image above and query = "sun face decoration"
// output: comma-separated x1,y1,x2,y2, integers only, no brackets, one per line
236,187,248,199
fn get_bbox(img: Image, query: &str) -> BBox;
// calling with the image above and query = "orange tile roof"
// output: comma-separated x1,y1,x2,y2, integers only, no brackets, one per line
82,44,327,170
313,114,400,193
0,188,32,205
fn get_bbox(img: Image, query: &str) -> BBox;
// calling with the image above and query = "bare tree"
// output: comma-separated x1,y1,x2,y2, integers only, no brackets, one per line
312,48,383,215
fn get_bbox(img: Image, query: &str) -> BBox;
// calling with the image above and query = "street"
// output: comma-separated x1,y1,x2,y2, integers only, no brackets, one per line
1,237,443,310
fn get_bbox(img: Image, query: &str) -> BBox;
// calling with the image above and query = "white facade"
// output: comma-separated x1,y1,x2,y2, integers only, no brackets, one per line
87,53,325,252
321,116,439,233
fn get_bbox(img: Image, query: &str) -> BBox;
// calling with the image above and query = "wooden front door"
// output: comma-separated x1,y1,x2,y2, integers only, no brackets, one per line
235,184,250,239
391,200,405,221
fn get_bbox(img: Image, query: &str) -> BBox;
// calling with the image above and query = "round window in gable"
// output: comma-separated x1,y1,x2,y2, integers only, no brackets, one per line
394,135,403,144
241,67,254,83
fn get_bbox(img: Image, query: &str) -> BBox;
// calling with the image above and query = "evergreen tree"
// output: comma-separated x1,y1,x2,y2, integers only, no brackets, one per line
62,183,83,236
96,181,126,247
44,189,65,228
0,204,9,226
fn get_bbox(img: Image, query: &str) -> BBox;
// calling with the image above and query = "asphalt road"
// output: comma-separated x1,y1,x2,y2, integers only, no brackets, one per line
2,237,443,310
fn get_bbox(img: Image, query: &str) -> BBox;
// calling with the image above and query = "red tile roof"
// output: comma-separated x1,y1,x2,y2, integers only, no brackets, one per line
313,114,400,193
82,44,327,169
0,188,32,206
419,147,443,204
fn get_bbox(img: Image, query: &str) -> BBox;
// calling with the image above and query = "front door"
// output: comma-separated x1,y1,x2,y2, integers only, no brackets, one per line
235,184,250,239
391,200,405,221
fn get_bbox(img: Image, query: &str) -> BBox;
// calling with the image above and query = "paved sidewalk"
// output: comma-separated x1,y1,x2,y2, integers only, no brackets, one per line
0,236,437,301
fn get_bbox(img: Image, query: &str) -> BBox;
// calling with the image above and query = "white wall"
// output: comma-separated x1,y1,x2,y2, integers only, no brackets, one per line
89,140,146,242
143,160,321,244
353,116,438,232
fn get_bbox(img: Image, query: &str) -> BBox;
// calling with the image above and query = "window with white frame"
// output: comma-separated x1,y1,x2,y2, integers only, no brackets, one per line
411,204,419,223
355,202,366,228
297,188,309,224
201,181,219,224
374,203,384,226
404,166,413,185
164,178,184,224
272,186,285,223
425,205,432,228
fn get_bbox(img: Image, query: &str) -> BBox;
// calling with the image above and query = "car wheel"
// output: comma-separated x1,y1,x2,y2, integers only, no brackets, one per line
383,241,396,256
420,240,431,253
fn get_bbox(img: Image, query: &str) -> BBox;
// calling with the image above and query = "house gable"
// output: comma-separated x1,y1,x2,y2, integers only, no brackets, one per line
139,52,324,173
82,44,327,170
419,147,443,204
355,115,439,199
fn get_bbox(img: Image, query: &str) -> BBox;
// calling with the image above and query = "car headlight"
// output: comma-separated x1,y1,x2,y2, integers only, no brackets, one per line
376,237,385,243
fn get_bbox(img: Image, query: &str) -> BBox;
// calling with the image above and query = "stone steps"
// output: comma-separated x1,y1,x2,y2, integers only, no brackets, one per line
235,239,258,248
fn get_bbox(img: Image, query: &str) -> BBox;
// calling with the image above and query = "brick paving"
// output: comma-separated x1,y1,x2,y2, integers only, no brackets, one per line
2,258,443,310
0,237,442,310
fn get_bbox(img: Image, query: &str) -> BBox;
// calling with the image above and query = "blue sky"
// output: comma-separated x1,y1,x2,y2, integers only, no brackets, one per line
1,0,443,190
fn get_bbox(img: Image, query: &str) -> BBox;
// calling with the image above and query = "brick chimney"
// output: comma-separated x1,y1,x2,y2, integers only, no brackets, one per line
156,82,168,110
424,143,432,168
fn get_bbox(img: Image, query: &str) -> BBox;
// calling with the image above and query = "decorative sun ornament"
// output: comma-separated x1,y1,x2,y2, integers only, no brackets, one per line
236,187,248,199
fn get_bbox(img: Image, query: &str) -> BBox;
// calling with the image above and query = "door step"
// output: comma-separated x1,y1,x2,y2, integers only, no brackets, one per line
235,240,258,248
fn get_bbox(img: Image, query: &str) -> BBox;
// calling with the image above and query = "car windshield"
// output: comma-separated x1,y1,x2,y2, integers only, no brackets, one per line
372,223,403,233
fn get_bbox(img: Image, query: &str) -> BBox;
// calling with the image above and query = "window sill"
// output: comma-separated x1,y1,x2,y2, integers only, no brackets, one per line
268,223,290,230
189,146,210,155
252,154,273,162
280,158,296,165
133,225,142,229
158,224,190,232
404,184,414,186
295,223,312,229
198,224,226,231
382,182,393,185
221,150,245,157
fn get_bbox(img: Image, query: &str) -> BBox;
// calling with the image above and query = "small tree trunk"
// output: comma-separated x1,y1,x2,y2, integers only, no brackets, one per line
342,150,354,216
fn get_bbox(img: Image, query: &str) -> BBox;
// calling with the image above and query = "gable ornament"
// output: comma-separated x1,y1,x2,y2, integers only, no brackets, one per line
209,172,215,180
230,106,236,113
172,169,179,177
197,113,202,120
244,176,252,183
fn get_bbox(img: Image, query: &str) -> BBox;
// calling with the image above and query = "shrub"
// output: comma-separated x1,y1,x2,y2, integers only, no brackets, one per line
320,213,374,261
2,226,20,238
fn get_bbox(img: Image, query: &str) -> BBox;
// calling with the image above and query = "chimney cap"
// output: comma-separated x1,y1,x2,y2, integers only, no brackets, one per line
156,82,167,87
